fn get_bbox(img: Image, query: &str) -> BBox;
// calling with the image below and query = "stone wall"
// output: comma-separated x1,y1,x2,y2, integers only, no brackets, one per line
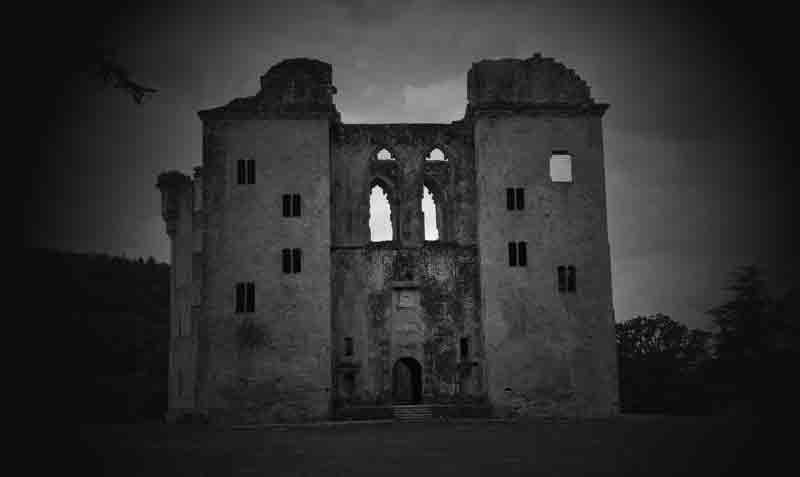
198,118,332,423
474,112,617,418
331,244,485,407
331,123,475,247
157,171,198,418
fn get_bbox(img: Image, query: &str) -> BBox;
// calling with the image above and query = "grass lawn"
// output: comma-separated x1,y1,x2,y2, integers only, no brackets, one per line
74,416,763,476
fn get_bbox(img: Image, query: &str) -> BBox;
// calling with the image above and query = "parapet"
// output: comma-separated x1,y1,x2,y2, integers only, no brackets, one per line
466,53,607,117
199,58,339,120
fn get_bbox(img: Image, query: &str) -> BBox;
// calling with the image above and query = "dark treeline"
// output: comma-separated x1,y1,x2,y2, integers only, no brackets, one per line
617,265,799,415
30,248,170,422
31,247,797,421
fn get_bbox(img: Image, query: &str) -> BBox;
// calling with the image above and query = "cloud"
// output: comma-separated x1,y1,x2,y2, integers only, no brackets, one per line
400,76,465,123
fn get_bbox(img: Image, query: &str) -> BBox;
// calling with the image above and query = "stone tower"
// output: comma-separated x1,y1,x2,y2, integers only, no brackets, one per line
468,55,617,417
157,54,617,423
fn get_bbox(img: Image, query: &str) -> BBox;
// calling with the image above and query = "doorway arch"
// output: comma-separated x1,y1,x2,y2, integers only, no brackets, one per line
392,357,422,404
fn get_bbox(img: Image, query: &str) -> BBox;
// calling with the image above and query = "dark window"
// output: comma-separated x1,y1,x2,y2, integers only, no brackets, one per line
282,194,301,217
292,194,301,217
343,373,355,396
235,282,245,313
235,282,255,312
518,241,527,266
508,242,527,267
283,249,302,274
567,266,576,292
282,249,292,274
246,282,255,312
237,159,256,184
508,242,517,267
344,337,354,356
237,160,246,185
506,188,525,210
292,248,302,273
460,337,469,360
557,266,567,292
282,194,291,217
247,159,255,184
177,370,183,397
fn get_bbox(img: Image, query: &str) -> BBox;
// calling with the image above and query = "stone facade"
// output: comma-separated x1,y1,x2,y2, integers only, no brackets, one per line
157,54,618,423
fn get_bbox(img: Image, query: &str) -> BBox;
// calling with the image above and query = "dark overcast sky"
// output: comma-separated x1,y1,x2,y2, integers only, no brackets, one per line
25,1,797,330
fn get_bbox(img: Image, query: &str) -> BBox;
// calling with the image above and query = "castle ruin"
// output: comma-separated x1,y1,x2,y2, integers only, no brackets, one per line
157,54,618,423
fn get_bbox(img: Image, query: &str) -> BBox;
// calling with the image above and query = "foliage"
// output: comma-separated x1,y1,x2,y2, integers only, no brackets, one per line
706,265,800,412
617,265,800,416
616,314,712,414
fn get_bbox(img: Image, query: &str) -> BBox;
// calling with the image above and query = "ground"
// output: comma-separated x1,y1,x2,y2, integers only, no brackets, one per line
74,416,764,476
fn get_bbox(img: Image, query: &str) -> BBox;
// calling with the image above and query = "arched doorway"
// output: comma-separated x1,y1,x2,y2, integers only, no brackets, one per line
392,357,422,404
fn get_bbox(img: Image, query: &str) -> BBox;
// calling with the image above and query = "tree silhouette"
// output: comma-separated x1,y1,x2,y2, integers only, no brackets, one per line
616,314,712,414
707,265,800,413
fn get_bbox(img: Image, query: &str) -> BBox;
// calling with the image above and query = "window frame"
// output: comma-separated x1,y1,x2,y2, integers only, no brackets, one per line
508,241,527,267
235,281,255,313
344,337,354,357
237,159,256,185
549,150,573,183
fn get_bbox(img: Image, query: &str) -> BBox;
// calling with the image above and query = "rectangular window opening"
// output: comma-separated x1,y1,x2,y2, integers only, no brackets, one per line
247,159,255,184
518,241,527,267
506,188,525,210
235,283,245,313
567,266,576,292
292,194,301,217
550,151,573,183
557,266,567,292
460,337,469,360
282,194,291,217
237,159,256,185
237,160,246,185
344,337,354,356
292,248,302,273
282,249,292,274
246,282,255,312
508,242,517,267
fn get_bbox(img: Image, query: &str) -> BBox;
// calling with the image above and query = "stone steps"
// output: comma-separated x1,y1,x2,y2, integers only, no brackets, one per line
392,404,433,422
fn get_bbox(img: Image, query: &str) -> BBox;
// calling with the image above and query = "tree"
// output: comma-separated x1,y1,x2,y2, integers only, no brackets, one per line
616,314,712,414
707,265,800,413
